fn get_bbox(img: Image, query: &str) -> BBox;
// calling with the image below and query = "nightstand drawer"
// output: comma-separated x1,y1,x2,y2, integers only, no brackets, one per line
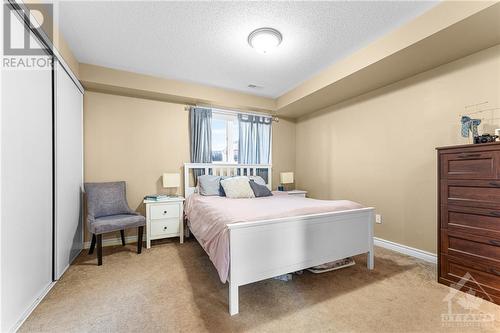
150,204,180,220
151,218,179,237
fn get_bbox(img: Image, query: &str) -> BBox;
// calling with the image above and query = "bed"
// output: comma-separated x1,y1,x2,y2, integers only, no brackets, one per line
183,163,375,315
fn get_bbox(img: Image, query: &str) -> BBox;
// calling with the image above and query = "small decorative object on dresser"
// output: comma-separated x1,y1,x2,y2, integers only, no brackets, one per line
437,142,500,305
460,115,481,139
285,190,307,198
279,172,294,191
473,134,498,144
144,196,185,248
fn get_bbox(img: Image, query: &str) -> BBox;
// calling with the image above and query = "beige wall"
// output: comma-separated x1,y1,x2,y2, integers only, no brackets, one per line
295,44,500,254
80,64,275,112
271,118,296,187
84,91,295,241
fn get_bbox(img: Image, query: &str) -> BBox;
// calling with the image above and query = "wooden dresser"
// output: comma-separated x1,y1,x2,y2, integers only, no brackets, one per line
437,142,500,305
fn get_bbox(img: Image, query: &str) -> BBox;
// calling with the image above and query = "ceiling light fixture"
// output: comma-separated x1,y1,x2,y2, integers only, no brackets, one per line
248,27,282,54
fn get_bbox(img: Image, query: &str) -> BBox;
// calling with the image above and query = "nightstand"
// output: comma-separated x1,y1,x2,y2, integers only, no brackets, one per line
144,196,184,248
285,190,307,198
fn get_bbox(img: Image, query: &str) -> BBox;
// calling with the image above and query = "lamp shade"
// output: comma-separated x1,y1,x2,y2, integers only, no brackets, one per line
280,172,294,184
162,173,180,188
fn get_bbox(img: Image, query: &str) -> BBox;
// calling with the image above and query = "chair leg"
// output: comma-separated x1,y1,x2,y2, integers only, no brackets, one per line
120,230,126,246
97,234,103,266
89,234,96,255
137,226,143,254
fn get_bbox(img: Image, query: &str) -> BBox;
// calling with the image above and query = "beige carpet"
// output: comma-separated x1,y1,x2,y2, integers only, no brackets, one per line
20,238,500,333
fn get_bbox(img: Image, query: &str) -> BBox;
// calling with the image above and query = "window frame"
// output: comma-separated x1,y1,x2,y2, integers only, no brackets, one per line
211,111,239,164
210,109,273,165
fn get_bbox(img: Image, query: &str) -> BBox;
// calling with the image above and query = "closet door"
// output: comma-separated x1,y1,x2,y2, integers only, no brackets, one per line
1,35,53,332
54,60,84,279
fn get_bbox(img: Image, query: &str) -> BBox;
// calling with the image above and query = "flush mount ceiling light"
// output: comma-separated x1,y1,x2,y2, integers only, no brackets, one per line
248,27,282,54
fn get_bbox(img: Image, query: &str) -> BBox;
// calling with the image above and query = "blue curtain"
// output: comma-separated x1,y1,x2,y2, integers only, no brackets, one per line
190,107,212,180
238,114,272,182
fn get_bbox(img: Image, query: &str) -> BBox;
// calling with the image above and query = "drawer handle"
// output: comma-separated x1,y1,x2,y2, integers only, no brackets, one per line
489,268,500,276
490,182,500,187
163,226,167,230
457,153,481,158
163,210,167,214
488,239,500,246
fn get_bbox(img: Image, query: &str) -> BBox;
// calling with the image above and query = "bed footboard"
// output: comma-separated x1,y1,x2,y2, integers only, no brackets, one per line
227,207,375,315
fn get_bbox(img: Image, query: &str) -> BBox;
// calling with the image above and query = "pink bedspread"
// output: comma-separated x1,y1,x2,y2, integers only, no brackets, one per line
184,192,364,283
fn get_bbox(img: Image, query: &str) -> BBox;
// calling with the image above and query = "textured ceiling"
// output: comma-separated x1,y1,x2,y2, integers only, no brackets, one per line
58,1,438,98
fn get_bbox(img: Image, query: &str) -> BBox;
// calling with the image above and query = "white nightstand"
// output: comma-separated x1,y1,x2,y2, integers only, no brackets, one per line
285,190,307,198
144,196,185,248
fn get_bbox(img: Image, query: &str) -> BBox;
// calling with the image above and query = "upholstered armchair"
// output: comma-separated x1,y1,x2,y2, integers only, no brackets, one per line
84,181,146,265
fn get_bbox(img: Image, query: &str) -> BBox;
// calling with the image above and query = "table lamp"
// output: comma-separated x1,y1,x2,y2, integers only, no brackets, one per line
279,172,294,191
163,173,180,196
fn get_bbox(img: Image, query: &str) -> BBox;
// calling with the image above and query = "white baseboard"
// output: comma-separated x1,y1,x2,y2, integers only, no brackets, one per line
10,281,56,333
374,237,437,264
83,235,139,249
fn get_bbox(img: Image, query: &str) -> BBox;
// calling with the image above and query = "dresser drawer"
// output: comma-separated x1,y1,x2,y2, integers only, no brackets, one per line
441,180,500,209
440,150,499,179
150,203,180,220
442,205,500,238
440,254,500,297
442,229,500,263
151,218,179,237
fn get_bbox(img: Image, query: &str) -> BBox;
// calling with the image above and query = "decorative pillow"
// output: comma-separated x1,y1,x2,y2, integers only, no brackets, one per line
84,181,131,218
249,180,272,197
248,176,267,186
197,175,221,196
220,177,255,199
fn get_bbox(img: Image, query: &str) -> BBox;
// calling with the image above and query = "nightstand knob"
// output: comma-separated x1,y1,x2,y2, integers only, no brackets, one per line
163,210,167,214
163,226,167,230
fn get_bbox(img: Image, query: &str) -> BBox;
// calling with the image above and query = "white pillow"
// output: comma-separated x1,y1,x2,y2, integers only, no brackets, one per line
220,176,255,199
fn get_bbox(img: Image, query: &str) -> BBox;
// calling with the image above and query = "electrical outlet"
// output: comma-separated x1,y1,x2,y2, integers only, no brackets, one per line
375,214,382,224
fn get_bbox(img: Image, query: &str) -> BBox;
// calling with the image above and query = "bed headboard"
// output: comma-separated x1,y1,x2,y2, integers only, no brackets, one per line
184,163,272,197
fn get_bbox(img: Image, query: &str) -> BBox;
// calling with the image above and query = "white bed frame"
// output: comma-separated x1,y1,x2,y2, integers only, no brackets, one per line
184,163,375,315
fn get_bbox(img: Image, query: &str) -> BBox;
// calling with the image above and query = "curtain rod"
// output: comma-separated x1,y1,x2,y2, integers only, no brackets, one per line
184,105,279,122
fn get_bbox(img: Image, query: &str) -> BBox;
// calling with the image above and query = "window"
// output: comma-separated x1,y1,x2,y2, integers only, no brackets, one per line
211,112,239,163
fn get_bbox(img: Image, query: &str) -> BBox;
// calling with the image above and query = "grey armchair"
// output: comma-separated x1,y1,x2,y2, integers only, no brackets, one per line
84,181,146,265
